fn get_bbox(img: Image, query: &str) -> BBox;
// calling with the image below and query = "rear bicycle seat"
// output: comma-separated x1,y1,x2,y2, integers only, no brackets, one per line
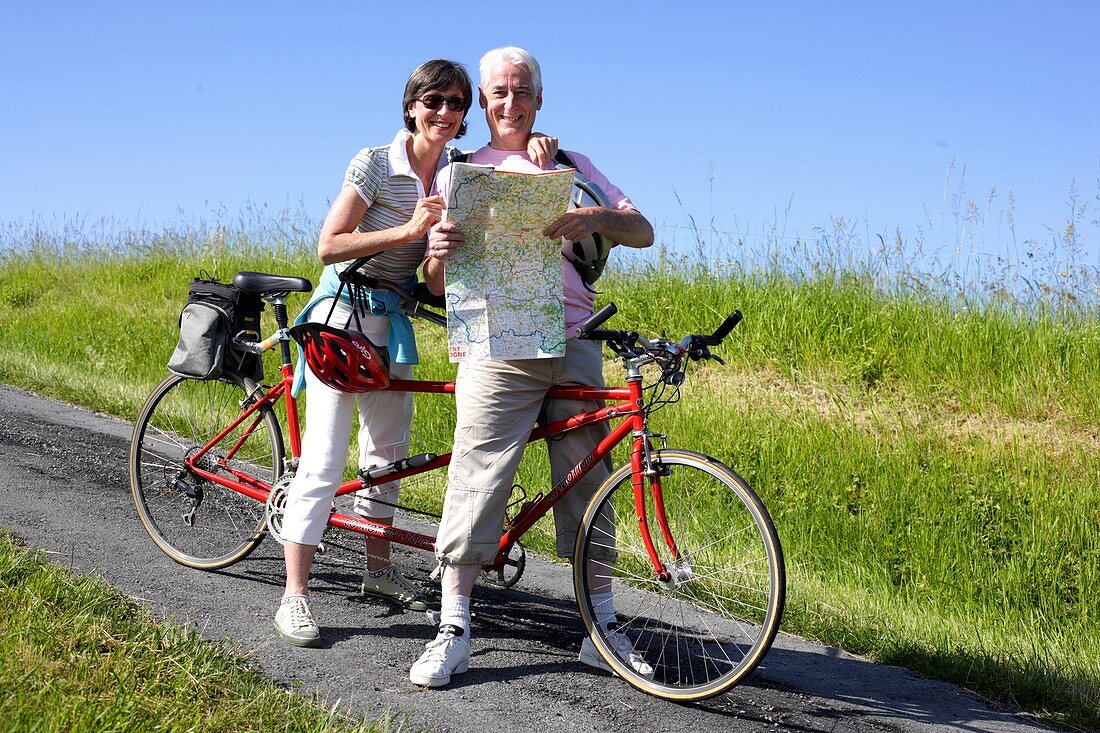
233,271,313,296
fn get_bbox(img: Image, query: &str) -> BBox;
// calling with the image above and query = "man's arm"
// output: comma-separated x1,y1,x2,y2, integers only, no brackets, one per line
543,206,654,249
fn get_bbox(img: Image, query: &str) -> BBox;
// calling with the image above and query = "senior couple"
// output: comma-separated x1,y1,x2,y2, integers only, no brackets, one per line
274,46,653,688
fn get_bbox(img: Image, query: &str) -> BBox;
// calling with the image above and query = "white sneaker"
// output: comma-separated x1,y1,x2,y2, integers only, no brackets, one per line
274,596,321,648
361,565,431,612
409,625,470,687
579,630,654,678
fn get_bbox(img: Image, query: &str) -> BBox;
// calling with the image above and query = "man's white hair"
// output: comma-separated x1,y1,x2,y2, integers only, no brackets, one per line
478,46,542,93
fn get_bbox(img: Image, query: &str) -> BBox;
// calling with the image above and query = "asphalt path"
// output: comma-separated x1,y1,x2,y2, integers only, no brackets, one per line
0,384,1057,733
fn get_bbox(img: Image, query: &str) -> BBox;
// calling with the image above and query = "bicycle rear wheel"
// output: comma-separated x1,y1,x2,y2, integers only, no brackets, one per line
573,449,784,701
130,372,283,569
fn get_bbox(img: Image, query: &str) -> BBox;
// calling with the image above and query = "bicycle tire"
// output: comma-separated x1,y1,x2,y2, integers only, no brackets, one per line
130,372,283,569
573,449,785,701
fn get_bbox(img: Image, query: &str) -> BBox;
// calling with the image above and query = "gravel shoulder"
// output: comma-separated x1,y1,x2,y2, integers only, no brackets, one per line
0,384,1056,733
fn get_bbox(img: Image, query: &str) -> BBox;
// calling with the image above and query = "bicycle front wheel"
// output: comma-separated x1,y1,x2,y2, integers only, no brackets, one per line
573,449,785,701
130,372,283,569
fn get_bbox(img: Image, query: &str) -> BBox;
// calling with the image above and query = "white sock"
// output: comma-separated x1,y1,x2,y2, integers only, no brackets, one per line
590,592,616,631
281,594,309,604
366,564,393,578
439,595,471,635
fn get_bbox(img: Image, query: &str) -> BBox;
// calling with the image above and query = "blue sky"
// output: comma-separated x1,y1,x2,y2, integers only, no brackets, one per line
2,1,1097,261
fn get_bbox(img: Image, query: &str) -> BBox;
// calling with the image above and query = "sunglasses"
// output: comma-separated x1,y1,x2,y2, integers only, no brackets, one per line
418,94,465,112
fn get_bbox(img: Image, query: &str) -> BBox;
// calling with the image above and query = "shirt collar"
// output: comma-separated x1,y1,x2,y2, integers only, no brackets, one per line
387,129,414,178
387,129,452,180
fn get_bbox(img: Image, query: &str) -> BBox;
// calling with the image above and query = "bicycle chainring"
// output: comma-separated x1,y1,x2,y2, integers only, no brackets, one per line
265,472,295,545
479,540,526,588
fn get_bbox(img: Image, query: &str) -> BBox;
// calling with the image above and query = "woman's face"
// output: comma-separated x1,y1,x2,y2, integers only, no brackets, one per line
408,83,466,144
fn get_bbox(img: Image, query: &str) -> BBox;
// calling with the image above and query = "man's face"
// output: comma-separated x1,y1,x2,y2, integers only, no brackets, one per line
479,60,542,149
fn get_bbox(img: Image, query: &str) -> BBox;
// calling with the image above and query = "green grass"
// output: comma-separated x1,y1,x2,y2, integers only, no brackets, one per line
2,235,1099,731
0,532,396,733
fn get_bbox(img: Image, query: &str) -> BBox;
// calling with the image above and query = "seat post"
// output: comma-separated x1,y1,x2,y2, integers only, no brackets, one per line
265,294,290,330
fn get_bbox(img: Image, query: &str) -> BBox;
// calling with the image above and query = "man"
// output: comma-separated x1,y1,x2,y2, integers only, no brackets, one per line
416,46,654,688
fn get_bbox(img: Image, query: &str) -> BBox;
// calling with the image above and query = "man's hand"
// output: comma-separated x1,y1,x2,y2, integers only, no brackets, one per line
543,207,603,242
527,133,559,170
404,195,445,240
545,206,654,249
426,220,466,260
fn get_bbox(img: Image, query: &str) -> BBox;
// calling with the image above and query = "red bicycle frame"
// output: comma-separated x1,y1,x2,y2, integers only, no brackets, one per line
181,363,677,579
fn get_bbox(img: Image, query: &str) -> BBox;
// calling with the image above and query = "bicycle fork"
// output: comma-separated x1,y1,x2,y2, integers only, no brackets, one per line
626,376,688,587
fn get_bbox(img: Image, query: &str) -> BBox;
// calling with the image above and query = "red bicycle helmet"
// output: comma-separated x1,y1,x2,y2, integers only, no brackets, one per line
290,322,390,393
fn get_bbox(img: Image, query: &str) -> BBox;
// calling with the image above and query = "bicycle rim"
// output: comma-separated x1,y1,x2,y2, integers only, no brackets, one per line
573,449,785,701
129,373,282,569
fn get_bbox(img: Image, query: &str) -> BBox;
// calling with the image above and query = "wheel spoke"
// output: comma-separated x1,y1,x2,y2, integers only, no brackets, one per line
130,374,279,569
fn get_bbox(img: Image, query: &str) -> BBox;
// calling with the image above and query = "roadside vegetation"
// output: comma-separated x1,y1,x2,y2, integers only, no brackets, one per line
0,532,395,732
1,203,1098,731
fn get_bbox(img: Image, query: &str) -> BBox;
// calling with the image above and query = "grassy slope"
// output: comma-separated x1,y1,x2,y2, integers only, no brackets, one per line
0,533,390,733
1,247,1097,730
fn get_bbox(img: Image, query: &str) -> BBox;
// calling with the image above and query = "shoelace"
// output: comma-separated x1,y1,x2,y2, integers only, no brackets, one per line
390,569,422,596
421,626,462,660
285,599,314,630
367,567,422,598
607,631,634,655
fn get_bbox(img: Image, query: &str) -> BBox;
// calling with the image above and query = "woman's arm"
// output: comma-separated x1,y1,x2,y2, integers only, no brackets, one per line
527,133,559,169
316,187,444,265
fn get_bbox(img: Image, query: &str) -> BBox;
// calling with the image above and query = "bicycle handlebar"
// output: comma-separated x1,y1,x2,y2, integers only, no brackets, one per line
578,301,742,366
575,302,619,339
695,311,742,347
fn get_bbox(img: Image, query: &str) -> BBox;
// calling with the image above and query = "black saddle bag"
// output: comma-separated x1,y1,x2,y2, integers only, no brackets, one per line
167,276,264,380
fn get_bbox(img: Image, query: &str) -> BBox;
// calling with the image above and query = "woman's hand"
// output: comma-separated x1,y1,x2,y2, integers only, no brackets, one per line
426,220,465,260
527,132,559,170
404,195,445,240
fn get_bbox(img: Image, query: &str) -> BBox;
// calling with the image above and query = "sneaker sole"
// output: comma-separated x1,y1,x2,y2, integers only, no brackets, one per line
274,621,322,648
409,660,469,687
580,643,656,679
578,645,616,676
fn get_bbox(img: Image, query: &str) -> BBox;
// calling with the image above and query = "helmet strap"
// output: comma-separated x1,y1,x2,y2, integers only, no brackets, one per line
323,279,345,328
344,278,367,333
321,276,368,333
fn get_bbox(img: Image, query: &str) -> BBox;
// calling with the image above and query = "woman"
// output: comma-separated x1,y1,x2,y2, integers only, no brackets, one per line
274,58,556,647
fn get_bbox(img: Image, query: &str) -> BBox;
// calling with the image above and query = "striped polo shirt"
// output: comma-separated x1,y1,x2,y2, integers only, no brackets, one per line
338,129,461,282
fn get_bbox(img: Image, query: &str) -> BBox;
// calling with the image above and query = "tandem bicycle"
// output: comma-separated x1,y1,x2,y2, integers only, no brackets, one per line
128,269,785,701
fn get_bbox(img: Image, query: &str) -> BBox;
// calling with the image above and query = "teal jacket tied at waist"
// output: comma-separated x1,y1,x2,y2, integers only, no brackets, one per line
291,264,418,396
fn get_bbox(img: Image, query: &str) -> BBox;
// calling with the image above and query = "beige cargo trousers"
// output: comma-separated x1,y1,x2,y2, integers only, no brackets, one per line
435,338,617,565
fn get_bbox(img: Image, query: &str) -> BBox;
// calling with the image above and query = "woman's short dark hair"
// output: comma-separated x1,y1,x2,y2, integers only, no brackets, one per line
403,59,473,139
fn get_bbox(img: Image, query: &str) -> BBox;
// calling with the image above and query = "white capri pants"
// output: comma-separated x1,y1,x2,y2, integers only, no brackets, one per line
280,298,413,547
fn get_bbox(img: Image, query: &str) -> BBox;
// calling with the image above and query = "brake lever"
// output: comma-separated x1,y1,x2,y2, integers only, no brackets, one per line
688,345,725,365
